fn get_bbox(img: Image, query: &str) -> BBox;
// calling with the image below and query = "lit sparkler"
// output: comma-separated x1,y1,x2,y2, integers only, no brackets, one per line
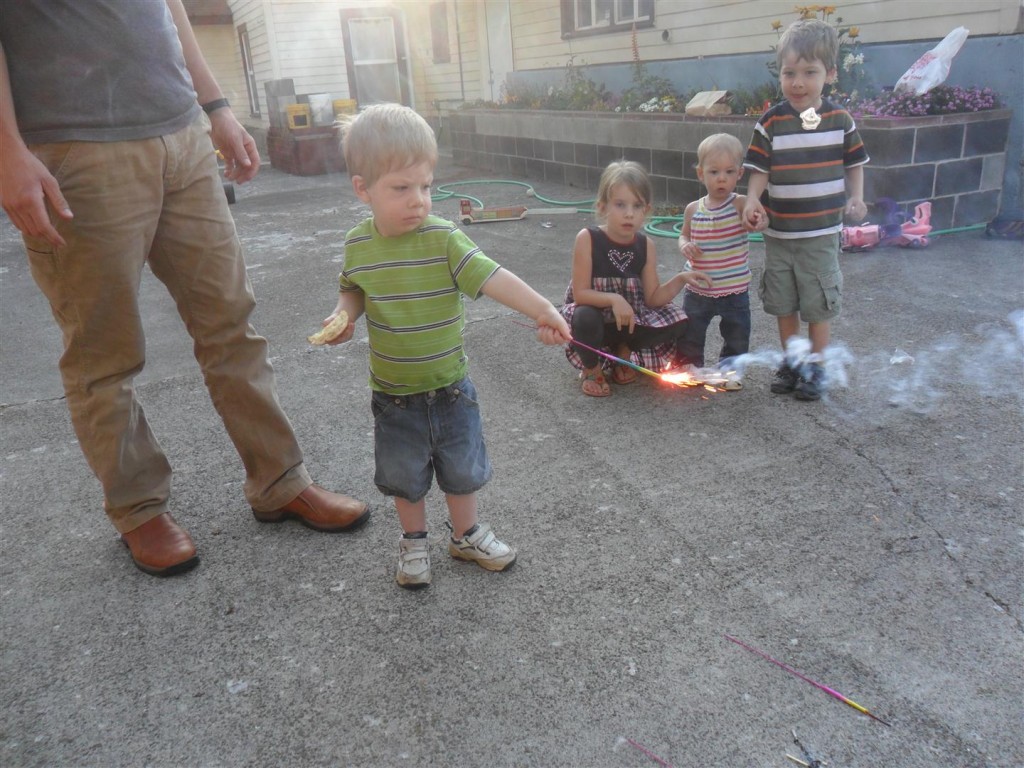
511,319,739,391
568,337,736,391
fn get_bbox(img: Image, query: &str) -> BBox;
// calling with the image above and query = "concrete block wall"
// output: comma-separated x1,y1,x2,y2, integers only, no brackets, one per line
858,110,1012,230
450,109,1012,228
450,110,751,208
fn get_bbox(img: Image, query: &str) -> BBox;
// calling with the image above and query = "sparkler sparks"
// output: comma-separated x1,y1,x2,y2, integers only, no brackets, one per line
510,317,741,390
567,337,737,391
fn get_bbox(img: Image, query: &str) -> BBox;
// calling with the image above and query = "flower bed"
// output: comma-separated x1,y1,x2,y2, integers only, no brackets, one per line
448,107,1011,230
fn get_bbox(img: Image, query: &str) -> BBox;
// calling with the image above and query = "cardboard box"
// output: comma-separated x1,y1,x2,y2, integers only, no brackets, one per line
685,90,731,117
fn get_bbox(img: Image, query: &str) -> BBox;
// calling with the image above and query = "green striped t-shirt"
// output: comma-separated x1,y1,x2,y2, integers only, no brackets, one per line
339,215,500,394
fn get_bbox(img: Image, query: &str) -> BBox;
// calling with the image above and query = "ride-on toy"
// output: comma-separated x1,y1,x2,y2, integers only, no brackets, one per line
841,198,931,251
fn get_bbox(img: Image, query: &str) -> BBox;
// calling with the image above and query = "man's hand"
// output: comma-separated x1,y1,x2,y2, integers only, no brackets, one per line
0,145,73,247
208,109,260,184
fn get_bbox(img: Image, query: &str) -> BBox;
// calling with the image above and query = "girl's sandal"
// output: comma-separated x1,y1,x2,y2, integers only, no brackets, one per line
612,364,637,385
580,370,611,397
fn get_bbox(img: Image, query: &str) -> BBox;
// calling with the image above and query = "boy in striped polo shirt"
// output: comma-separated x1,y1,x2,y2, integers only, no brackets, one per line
317,104,570,589
743,18,869,400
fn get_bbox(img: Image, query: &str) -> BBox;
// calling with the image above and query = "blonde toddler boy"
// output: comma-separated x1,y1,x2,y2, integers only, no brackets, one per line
318,104,570,588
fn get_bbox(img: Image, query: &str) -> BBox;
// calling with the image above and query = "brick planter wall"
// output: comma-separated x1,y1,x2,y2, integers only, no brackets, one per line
449,108,1012,229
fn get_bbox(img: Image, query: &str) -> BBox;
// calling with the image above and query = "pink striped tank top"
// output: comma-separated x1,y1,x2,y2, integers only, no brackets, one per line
686,193,751,298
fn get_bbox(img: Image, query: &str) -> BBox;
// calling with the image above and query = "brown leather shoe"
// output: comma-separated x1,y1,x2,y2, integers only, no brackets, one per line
120,513,198,577
252,484,371,532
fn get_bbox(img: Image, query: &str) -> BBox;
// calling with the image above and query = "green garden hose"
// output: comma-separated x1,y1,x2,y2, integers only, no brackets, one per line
434,178,986,241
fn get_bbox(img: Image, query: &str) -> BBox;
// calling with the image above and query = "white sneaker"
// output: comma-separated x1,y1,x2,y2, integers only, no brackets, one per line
447,522,516,571
396,536,431,589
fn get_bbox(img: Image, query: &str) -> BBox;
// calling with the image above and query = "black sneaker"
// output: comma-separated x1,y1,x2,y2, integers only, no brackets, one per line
794,363,826,401
770,363,799,394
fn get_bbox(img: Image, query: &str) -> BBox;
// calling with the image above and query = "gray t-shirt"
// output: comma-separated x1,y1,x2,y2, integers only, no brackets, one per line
0,0,201,143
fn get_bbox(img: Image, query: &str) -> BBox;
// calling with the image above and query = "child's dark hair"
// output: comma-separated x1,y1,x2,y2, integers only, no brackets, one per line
776,19,839,70
596,161,652,217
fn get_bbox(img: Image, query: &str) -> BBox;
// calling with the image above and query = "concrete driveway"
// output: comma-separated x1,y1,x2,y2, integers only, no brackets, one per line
1,158,1021,767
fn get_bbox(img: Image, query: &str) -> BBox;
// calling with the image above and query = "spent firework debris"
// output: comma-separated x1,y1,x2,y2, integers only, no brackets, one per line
724,634,892,726
624,737,674,767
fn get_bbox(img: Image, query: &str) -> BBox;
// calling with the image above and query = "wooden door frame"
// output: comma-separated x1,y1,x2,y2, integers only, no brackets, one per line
339,6,411,107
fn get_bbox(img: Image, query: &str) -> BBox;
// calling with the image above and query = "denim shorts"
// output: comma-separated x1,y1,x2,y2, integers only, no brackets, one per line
370,375,492,502
760,233,842,323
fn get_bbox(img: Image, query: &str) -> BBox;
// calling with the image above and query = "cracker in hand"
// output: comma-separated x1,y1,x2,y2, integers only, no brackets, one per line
307,311,349,345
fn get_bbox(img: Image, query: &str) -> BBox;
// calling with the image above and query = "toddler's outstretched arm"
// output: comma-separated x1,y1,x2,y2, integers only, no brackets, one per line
648,269,713,307
481,268,571,345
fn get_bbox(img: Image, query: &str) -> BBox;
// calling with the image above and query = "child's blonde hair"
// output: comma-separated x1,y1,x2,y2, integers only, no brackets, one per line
697,133,744,168
595,161,652,218
339,103,438,187
776,19,839,70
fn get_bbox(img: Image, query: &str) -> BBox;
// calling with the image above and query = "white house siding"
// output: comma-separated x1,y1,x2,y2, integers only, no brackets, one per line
194,25,247,110
512,0,1023,72
214,0,487,128
408,0,484,118
230,0,275,117
267,2,351,99
508,2,563,71
210,0,1020,130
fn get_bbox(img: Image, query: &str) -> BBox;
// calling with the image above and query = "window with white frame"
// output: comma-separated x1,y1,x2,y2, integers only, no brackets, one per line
562,0,653,36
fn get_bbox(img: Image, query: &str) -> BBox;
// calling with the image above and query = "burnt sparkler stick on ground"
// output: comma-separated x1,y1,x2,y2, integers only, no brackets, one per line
624,737,674,768
724,635,892,727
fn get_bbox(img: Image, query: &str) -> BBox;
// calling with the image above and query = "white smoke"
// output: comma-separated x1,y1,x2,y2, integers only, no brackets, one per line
723,310,1024,413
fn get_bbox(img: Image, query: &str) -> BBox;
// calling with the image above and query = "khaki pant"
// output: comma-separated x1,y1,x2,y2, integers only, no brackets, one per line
23,117,310,533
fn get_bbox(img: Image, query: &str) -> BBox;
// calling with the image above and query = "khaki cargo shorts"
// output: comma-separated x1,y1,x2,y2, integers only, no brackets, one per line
759,233,842,323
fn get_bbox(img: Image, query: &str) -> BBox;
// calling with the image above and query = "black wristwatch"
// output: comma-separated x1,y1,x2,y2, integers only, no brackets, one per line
201,98,231,115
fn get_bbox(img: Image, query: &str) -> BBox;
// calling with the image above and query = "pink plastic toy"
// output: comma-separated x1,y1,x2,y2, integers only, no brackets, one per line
842,200,932,252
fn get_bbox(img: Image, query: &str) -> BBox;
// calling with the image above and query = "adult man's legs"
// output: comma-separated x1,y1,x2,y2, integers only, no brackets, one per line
24,137,199,576
25,139,174,533
148,119,369,530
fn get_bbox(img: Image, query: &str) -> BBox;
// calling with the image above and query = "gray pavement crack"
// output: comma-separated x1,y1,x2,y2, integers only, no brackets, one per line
833,427,1023,633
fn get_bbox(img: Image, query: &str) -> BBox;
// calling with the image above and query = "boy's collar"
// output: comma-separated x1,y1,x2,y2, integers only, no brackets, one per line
783,96,832,113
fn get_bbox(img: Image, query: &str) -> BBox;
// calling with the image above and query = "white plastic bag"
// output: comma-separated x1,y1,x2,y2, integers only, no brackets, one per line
893,27,969,95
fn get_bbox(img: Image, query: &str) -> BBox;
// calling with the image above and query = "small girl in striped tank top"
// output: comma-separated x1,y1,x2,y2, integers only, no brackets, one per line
677,134,764,383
